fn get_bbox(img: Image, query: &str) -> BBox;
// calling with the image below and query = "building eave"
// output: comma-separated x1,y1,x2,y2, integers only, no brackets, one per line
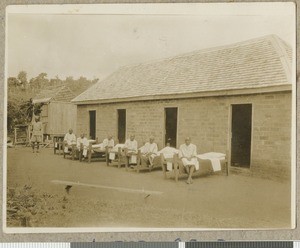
32,97,52,104
72,84,292,105
50,100,74,104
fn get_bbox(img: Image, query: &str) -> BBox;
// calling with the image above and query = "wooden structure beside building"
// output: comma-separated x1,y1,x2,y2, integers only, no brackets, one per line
72,35,293,180
14,124,30,145
33,86,77,137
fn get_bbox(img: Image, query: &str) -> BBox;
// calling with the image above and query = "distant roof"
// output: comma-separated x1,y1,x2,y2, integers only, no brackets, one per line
33,86,77,104
72,35,293,104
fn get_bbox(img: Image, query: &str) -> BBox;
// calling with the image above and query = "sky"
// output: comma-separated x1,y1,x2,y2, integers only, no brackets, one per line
6,3,295,81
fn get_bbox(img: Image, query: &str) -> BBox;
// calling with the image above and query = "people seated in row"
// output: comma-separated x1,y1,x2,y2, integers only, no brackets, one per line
103,135,115,152
158,139,178,159
63,129,76,153
102,135,115,162
124,135,137,153
179,137,199,184
124,135,138,164
76,133,89,160
140,137,158,167
77,134,115,160
63,131,200,183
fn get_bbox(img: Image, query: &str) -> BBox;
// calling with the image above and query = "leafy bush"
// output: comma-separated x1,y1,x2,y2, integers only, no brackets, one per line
7,184,69,227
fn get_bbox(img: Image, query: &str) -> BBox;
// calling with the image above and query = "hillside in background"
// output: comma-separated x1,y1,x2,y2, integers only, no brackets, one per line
7,71,98,133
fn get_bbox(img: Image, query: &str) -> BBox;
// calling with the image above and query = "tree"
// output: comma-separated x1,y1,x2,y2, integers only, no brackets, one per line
49,75,62,87
19,99,44,123
29,73,49,89
65,76,74,82
7,72,98,133
7,100,21,133
36,73,49,86
17,71,28,88
8,77,20,87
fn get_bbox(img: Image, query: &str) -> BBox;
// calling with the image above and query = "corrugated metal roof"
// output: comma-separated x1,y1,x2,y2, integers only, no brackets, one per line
72,35,292,104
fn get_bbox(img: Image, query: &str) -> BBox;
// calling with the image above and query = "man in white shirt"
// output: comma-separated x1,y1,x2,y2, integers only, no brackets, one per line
76,133,89,160
140,137,158,167
31,115,43,153
124,135,138,166
64,129,76,153
179,137,199,184
124,135,138,154
76,133,84,150
103,135,115,152
158,140,179,159
103,135,115,163
157,140,179,174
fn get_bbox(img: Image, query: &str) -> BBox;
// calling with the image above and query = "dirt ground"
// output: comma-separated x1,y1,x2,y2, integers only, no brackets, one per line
6,147,291,229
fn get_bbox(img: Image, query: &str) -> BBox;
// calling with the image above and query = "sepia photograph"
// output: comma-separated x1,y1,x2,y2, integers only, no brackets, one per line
4,3,296,232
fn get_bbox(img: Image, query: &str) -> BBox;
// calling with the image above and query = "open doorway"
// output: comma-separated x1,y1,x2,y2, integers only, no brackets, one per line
89,110,96,140
165,107,178,148
117,109,126,143
231,104,252,168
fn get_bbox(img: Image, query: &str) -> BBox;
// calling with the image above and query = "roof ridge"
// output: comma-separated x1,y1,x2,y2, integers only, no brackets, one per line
119,34,289,70
268,35,292,83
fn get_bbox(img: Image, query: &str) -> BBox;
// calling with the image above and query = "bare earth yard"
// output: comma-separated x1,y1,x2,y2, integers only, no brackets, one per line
6,147,291,229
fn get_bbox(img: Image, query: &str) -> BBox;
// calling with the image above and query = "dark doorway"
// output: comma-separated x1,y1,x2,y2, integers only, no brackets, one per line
165,107,178,148
118,109,126,143
89,110,96,140
231,104,252,168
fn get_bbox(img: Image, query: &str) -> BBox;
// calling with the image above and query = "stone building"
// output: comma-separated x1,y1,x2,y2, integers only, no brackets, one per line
72,35,293,179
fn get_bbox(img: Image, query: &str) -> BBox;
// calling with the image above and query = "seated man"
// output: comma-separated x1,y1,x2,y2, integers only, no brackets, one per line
124,135,138,165
156,140,179,172
140,137,158,167
103,135,115,162
158,140,178,159
76,133,89,160
179,137,199,184
103,135,115,152
108,143,126,162
64,128,76,153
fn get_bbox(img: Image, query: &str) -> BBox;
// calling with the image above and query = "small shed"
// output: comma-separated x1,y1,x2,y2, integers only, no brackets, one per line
72,35,293,180
33,86,77,137
14,124,30,145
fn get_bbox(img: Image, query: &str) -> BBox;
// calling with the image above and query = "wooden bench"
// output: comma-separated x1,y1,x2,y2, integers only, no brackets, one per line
107,147,125,168
133,151,162,173
63,143,77,160
53,135,64,155
107,147,139,169
81,143,107,163
124,148,140,170
161,153,176,179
